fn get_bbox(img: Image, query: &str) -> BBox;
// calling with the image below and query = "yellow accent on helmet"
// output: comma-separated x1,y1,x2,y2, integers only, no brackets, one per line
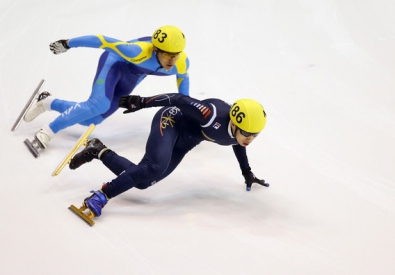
152,25,186,53
230,99,266,133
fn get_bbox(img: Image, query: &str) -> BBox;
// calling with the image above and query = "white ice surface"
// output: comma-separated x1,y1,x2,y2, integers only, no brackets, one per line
1,0,395,274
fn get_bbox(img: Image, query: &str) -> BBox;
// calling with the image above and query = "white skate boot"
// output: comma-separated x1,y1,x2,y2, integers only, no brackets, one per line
35,126,55,149
24,92,53,122
24,125,55,158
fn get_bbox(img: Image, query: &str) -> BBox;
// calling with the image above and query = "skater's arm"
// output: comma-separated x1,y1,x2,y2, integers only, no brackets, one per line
146,94,213,125
119,94,215,124
70,35,146,59
232,145,269,190
175,53,190,96
67,35,104,48
232,145,250,171
52,35,151,63
177,74,189,96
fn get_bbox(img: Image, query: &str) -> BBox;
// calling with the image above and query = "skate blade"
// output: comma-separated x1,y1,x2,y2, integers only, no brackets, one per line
69,204,95,226
24,139,41,158
11,79,45,131
52,124,96,176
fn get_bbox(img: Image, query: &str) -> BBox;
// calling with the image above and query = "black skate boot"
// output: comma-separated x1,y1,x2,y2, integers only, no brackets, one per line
69,138,108,170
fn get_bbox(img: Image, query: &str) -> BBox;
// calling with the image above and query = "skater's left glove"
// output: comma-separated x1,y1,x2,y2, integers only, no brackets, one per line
119,95,145,114
242,168,269,191
49,39,70,54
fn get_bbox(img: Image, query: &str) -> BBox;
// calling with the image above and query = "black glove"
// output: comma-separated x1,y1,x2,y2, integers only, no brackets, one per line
118,95,145,114
49,40,70,54
242,168,269,191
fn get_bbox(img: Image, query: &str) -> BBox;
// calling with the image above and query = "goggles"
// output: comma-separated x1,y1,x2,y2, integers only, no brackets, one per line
238,127,260,137
157,49,181,59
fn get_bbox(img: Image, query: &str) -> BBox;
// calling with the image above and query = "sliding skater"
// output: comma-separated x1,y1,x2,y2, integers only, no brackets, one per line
67,93,268,225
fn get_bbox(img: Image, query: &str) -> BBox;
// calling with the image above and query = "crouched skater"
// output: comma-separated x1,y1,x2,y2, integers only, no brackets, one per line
69,93,269,223
23,25,189,156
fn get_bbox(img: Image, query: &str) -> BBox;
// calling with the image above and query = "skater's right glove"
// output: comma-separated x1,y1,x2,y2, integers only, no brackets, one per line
49,40,70,54
242,168,269,191
119,95,145,114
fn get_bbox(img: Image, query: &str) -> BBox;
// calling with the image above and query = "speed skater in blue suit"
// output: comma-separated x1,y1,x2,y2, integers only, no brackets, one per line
68,93,269,221
24,25,189,156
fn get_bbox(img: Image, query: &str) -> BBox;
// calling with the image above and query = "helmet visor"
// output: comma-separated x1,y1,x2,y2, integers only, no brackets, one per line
157,48,181,59
237,126,260,137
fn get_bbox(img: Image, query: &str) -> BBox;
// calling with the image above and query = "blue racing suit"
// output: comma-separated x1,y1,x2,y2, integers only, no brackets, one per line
99,94,253,198
48,35,190,133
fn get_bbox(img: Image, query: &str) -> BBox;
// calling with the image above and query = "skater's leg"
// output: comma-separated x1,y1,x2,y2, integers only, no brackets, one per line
133,147,188,190
74,57,145,125
30,52,121,150
133,125,202,190
48,98,109,133
74,74,137,126
49,51,115,114
23,92,54,122
82,108,201,216
96,66,144,121
48,52,123,134
50,99,79,113
69,138,136,174
101,150,136,175
101,108,182,198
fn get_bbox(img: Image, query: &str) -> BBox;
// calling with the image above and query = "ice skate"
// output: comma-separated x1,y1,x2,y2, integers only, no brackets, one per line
35,126,54,149
69,190,109,226
24,126,54,158
11,79,45,131
23,91,52,122
24,137,44,158
69,138,108,170
51,124,96,176
84,190,108,217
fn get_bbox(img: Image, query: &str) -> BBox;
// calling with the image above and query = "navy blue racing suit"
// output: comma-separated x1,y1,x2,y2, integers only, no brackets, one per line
100,94,252,198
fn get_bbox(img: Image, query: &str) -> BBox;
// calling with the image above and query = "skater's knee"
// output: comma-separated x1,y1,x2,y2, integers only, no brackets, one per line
79,115,104,126
134,180,157,190
84,97,111,115
130,162,165,186
145,162,166,179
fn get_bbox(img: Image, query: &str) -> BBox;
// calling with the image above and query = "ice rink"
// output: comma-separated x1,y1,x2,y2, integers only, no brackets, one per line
1,0,395,274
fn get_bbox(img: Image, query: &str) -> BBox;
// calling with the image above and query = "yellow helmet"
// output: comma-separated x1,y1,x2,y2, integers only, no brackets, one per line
152,25,186,53
230,99,266,133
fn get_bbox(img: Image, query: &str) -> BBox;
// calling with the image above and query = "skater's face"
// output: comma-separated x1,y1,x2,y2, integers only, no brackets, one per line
231,122,259,147
154,47,181,70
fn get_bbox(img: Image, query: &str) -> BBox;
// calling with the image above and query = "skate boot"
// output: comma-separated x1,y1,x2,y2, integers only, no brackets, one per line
84,190,109,217
24,125,55,157
24,91,52,122
69,138,109,170
35,126,55,149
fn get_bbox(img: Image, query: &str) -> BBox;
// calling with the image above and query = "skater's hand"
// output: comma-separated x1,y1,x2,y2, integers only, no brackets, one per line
49,40,70,54
242,168,269,191
119,95,145,114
